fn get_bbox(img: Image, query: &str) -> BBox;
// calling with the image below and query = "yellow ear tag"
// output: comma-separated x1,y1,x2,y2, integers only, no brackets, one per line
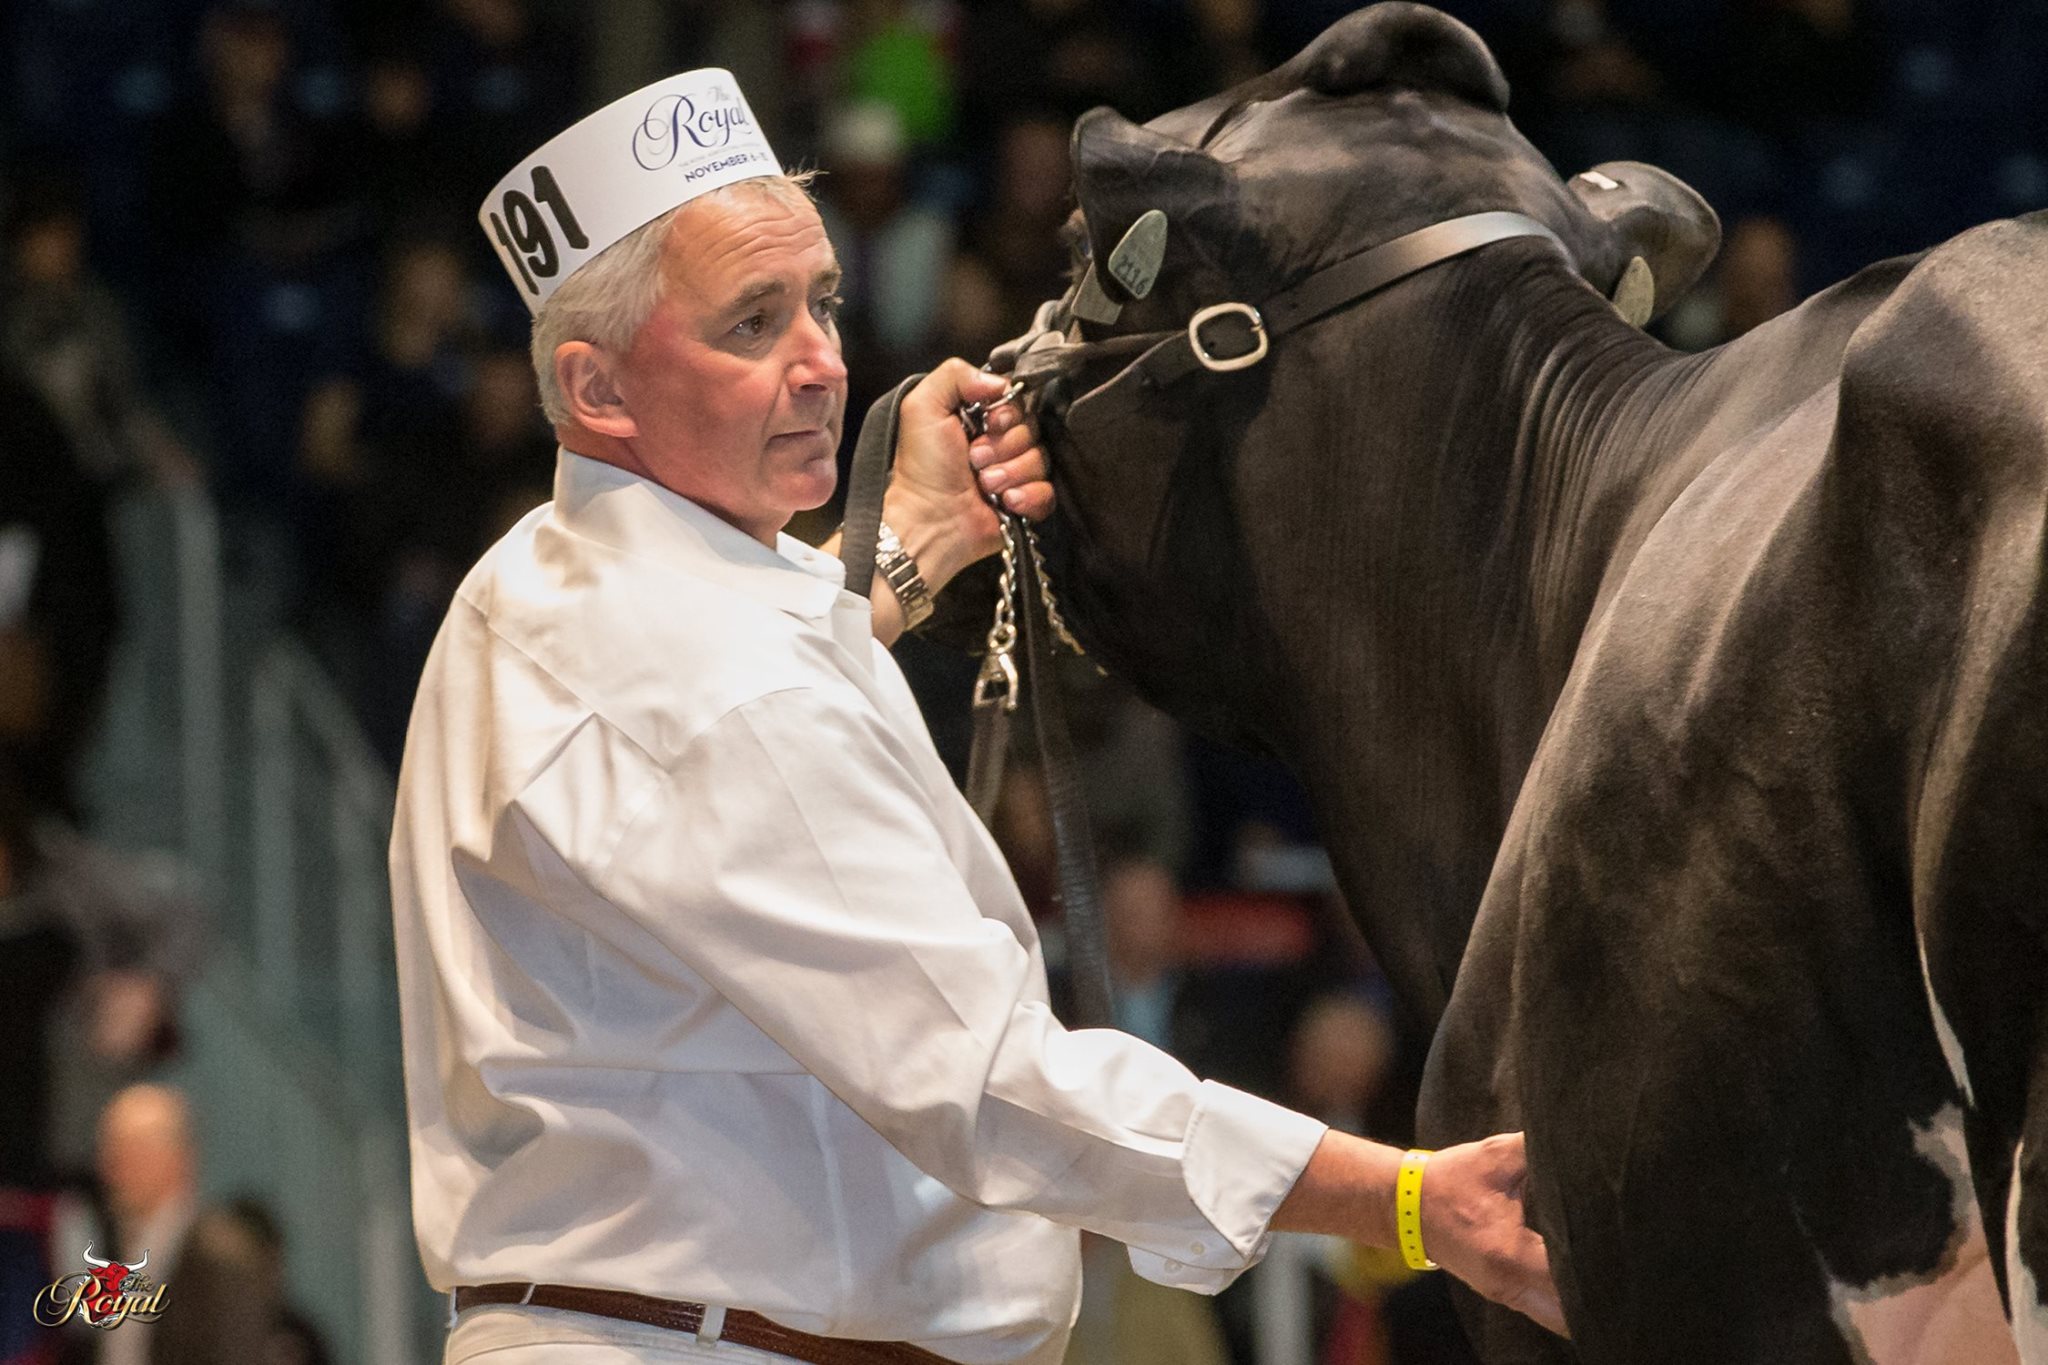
1612,255,1655,328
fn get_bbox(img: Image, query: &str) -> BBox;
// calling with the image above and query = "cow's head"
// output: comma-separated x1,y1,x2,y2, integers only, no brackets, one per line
1035,2,1718,748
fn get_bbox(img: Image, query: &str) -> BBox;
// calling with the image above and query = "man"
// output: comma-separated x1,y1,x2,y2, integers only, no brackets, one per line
393,70,1564,1365
85,1085,199,1365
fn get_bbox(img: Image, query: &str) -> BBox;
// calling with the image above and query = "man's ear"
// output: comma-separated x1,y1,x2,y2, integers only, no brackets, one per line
555,342,637,439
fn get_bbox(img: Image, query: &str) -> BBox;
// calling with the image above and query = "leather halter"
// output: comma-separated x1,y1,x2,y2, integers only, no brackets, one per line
834,207,1576,1034
1005,209,1574,397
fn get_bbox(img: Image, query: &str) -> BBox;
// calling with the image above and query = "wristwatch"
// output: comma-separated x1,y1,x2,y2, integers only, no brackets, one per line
874,520,934,631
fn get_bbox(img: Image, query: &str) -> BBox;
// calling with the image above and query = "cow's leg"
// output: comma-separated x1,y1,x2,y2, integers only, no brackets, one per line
1419,913,1579,1365
1427,754,1990,1365
1906,665,2048,1361
2008,1033,2048,1360
1812,1101,2016,1365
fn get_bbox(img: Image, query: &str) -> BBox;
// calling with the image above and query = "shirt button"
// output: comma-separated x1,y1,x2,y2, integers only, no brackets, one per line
1163,1259,1184,1273
1190,1241,1206,1256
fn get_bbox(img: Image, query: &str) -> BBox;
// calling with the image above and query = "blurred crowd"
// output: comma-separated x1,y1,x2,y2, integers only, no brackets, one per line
0,0,2042,1362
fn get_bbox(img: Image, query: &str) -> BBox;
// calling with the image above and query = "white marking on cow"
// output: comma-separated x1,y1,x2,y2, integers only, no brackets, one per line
1916,933,1975,1107
1825,1105,2017,1365
2012,1141,2048,1364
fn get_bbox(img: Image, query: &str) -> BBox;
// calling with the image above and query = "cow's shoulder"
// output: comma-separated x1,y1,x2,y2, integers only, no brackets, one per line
1833,212,2048,504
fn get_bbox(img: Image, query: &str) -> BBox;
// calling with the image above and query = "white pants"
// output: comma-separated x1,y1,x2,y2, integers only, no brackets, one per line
445,1303,802,1364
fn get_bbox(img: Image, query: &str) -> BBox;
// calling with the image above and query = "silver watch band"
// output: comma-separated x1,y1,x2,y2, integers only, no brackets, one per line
874,520,934,631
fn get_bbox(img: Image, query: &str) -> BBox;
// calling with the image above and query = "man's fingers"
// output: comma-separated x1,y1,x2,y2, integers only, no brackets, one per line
971,422,1035,469
992,481,1055,522
1504,1229,1567,1337
906,358,1008,422
976,444,1050,507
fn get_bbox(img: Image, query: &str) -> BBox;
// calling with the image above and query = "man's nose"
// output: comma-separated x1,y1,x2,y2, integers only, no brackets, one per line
789,310,848,390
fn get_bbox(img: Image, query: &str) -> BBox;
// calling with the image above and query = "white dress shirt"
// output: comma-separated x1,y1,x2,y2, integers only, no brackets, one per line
390,450,1328,1365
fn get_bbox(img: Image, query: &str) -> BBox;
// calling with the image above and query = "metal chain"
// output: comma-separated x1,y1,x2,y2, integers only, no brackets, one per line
964,371,1089,700
1020,522,1086,657
973,514,1022,711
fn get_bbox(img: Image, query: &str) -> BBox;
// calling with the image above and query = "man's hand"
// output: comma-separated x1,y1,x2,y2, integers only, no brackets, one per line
1421,1132,1567,1337
884,361,1054,593
1272,1128,1566,1338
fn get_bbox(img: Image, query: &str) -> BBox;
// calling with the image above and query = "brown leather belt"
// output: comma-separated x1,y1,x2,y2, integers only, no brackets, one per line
452,1284,957,1365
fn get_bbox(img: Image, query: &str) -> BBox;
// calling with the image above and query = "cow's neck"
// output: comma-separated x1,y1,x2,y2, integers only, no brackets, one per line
1253,244,1884,1021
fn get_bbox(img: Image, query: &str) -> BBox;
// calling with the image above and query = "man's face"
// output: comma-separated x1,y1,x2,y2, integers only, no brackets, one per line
612,188,848,541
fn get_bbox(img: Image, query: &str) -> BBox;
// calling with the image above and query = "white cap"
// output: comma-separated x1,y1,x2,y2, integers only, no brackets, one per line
478,68,780,313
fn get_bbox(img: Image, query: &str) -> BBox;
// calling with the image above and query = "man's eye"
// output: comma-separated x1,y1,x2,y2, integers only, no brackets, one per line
734,313,768,338
813,293,844,323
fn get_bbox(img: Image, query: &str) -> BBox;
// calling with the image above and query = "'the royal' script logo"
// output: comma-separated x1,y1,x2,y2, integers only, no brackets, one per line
633,91,753,170
31,1244,169,1331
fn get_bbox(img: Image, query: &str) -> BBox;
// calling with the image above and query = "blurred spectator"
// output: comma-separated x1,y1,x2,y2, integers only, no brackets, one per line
818,102,955,360
298,235,486,660
93,1086,198,1284
144,5,352,303
358,345,554,764
1704,0,1887,137
0,764,203,1196
424,0,578,183
1064,851,1232,1365
147,1197,333,1365
0,370,117,821
1068,668,1192,877
817,100,957,470
1103,852,1188,1049
840,0,959,149
1240,994,1405,1365
299,235,482,503
1287,994,1397,1135
947,114,1075,361
1546,0,1666,111
1662,214,1803,350
352,47,467,241
990,762,1057,922
73,1102,330,1365
3,180,199,490
955,0,1182,136
144,4,367,528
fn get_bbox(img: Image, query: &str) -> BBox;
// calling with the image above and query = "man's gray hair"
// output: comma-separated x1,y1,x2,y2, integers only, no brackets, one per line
529,172,818,427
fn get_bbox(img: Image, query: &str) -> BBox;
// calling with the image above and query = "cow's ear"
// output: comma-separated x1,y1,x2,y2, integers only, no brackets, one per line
1568,161,1721,322
1292,4,1509,112
1071,108,1244,300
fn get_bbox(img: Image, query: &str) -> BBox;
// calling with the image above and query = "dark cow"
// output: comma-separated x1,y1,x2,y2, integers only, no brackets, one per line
1019,5,2048,1362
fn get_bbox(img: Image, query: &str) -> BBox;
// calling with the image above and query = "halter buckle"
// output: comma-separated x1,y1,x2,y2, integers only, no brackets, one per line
1187,302,1268,372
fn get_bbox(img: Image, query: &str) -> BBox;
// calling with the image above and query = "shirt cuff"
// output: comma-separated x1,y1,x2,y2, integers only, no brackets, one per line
1128,1080,1328,1294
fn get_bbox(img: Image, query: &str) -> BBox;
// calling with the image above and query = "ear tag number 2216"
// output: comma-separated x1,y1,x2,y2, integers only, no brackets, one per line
489,165,589,295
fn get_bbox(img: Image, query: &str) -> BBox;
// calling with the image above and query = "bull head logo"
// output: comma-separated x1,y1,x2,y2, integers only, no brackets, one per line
77,1243,149,1327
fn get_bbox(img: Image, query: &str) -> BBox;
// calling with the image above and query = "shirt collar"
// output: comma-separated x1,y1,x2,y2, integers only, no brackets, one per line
551,448,848,621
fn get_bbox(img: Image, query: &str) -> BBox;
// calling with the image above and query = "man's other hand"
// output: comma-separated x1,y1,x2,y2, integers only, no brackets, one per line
1272,1127,1567,1339
1422,1132,1567,1337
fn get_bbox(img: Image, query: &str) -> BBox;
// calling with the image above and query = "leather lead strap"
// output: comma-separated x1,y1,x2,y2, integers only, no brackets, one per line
840,381,1115,1029
964,701,1009,826
840,374,925,601
1016,523,1113,1029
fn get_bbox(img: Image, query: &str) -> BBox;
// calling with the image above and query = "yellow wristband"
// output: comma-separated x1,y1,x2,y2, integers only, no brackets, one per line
1396,1149,1439,1271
